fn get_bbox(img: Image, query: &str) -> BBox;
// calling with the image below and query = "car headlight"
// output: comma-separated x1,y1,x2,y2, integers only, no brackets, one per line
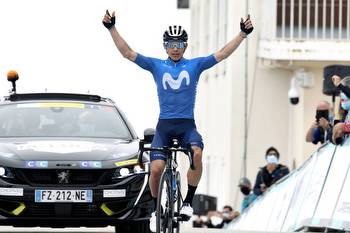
133,165,143,173
119,167,130,176
0,167,14,179
112,163,148,179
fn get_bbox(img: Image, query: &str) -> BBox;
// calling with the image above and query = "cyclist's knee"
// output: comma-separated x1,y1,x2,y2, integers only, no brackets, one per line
191,146,203,164
150,160,165,177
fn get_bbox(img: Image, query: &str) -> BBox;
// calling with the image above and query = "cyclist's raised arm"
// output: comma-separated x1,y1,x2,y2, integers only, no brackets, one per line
102,10,137,62
214,15,253,62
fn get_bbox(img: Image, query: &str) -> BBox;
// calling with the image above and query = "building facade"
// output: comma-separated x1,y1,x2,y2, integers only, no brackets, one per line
189,0,350,209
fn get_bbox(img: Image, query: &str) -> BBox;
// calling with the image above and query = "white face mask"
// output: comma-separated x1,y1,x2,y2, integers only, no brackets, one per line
266,155,279,164
210,216,223,226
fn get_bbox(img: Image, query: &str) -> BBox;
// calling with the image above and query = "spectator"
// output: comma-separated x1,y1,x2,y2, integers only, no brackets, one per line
305,101,333,145
238,177,256,212
253,147,290,196
206,206,239,228
332,75,350,100
331,75,350,144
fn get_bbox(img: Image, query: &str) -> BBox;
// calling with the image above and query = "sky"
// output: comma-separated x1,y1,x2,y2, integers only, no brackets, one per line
0,0,190,137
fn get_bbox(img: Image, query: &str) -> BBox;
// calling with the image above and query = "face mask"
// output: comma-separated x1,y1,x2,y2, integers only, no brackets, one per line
240,186,251,195
341,92,350,111
222,212,230,219
266,155,279,164
342,100,350,111
210,216,223,226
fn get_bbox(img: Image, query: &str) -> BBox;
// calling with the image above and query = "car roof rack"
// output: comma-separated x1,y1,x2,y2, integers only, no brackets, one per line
6,93,102,102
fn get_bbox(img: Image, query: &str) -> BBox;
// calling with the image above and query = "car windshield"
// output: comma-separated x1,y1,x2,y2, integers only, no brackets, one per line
0,102,133,139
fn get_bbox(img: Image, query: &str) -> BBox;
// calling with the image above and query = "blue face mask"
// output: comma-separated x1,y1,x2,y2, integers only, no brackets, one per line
341,92,350,110
342,101,350,111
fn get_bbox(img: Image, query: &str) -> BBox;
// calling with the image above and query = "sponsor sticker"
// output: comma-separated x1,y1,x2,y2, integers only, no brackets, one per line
17,141,107,154
25,161,48,168
80,161,102,168
103,189,126,198
0,188,23,196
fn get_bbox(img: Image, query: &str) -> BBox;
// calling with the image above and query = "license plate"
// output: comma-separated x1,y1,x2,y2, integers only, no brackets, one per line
35,190,93,203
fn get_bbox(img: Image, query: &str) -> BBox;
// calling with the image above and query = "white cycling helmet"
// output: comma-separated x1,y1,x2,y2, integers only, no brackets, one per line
163,25,188,42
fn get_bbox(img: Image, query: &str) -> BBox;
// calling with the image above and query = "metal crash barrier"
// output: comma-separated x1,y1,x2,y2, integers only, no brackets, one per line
228,137,350,232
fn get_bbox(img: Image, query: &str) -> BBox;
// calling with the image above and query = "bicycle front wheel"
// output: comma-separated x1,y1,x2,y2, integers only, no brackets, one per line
174,171,182,233
156,172,174,233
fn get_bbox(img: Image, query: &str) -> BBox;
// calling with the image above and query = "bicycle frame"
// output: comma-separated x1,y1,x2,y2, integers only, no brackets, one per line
138,139,195,233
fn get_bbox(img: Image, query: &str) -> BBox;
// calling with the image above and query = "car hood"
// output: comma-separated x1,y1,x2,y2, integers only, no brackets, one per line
0,138,140,169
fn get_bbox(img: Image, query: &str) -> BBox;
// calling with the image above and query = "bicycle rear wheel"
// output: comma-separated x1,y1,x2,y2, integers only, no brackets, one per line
156,172,174,233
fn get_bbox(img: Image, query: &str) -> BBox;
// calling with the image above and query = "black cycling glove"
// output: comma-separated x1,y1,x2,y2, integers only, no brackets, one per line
103,11,115,30
240,19,253,35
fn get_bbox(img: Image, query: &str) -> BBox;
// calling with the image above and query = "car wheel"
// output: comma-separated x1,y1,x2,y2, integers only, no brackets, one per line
115,221,150,233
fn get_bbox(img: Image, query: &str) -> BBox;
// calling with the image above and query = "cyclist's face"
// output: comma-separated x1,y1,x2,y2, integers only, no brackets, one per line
165,41,187,62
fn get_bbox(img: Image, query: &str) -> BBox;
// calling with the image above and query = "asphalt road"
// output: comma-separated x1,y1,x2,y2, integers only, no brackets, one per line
0,228,240,233
0,222,212,233
0,227,115,233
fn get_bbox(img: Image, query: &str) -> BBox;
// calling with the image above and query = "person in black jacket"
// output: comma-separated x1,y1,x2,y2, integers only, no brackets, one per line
305,101,333,145
331,75,350,144
253,147,290,196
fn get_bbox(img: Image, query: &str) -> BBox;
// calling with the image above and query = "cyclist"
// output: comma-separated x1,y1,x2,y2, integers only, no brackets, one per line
102,10,253,232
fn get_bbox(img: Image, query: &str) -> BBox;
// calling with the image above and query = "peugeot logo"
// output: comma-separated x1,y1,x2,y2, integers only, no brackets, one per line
57,170,70,184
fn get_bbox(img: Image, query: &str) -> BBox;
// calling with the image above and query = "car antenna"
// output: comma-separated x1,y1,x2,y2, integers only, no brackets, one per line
7,70,19,94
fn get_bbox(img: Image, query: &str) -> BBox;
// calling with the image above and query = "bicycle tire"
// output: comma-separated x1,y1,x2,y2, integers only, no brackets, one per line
156,172,174,233
174,171,182,233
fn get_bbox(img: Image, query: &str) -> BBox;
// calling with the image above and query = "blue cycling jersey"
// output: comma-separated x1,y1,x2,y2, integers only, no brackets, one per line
134,53,218,119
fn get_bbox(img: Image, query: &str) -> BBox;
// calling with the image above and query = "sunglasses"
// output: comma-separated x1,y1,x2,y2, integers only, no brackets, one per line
164,41,186,49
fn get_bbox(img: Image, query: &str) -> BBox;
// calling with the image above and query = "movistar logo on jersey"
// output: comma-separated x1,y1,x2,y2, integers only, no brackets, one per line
162,70,190,90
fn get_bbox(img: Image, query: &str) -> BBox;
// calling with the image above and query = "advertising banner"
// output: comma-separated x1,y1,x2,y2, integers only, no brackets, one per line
266,172,299,231
282,144,335,231
312,140,350,229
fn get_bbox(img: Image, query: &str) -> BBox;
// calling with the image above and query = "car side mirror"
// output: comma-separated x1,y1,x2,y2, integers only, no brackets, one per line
143,128,155,144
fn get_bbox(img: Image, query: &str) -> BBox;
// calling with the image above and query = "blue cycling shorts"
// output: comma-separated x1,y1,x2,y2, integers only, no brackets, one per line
150,119,204,161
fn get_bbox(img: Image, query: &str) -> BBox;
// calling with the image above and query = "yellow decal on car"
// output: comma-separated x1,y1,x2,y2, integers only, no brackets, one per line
100,203,115,216
11,203,26,216
114,159,138,167
40,102,85,108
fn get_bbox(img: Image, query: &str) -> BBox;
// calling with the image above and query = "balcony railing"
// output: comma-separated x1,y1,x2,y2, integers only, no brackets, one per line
262,0,350,40
259,0,350,61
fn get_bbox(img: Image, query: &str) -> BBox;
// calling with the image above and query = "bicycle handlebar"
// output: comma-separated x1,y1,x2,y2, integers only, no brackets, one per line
137,140,195,170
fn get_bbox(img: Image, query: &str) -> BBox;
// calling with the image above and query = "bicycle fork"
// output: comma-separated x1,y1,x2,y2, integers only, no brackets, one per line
171,159,178,202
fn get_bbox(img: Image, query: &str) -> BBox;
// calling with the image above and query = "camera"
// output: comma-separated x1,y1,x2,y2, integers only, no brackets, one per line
315,109,329,123
288,87,299,105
